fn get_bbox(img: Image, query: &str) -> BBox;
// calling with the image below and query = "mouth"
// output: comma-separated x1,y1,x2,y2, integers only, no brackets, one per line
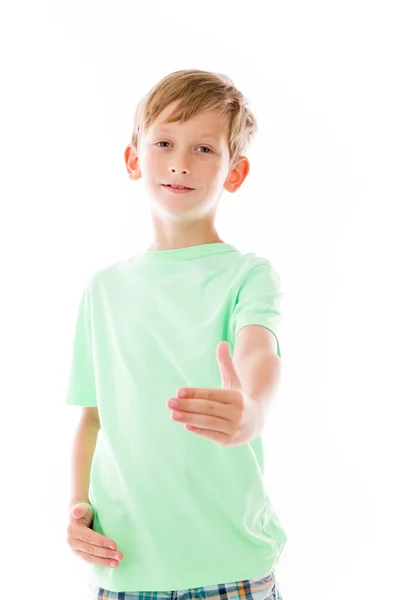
161,184,195,194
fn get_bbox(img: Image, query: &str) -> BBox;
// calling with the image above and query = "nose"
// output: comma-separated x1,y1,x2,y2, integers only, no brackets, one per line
169,166,190,175
169,167,189,175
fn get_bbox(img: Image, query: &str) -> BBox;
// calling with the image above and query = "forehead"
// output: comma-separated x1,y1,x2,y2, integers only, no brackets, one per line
149,103,228,139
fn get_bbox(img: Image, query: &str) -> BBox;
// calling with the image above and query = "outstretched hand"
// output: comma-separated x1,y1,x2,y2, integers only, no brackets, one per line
166,341,259,446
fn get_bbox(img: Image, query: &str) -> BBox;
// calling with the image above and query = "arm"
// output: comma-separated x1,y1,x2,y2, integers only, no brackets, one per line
236,351,281,439
68,415,100,512
233,326,282,441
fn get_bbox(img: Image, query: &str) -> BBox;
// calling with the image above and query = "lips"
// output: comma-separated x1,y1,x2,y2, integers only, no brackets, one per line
162,184,194,190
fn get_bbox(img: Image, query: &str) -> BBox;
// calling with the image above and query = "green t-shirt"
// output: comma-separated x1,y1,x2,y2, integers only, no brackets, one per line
65,242,287,593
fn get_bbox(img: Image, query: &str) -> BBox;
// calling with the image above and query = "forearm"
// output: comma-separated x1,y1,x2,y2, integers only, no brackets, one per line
68,419,100,511
234,351,282,441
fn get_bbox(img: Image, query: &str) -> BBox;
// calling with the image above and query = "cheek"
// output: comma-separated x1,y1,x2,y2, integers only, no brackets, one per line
198,161,220,179
139,153,165,182
141,152,159,171
208,164,227,186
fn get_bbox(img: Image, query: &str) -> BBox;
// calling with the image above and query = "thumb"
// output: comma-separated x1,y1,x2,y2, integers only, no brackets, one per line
71,502,93,520
216,341,241,390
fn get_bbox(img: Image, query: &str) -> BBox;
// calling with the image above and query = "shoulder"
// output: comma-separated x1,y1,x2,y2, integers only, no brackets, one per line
232,249,281,287
87,256,134,290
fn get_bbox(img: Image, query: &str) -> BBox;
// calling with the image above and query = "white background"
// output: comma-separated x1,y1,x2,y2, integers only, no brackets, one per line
1,1,399,599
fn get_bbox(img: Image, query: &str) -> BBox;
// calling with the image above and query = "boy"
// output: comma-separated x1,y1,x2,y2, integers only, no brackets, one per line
66,69,286,599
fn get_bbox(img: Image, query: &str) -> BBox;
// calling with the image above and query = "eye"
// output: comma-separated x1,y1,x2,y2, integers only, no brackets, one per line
197,146,213,153
155,142,213,153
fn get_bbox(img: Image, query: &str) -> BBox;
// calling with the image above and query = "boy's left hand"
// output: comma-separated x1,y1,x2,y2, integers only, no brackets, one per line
166,341,259,447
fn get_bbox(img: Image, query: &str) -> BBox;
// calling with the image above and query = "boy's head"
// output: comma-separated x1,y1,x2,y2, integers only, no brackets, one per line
124,69,258,225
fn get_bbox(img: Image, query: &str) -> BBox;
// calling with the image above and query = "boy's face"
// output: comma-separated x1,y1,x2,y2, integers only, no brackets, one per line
125,100,249,218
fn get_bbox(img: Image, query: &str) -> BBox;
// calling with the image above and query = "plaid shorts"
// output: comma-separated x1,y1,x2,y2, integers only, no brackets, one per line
89,570,282,599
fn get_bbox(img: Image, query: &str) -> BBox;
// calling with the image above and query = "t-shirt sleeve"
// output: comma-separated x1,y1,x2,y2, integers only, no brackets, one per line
65,281,98,407
229,260,283,358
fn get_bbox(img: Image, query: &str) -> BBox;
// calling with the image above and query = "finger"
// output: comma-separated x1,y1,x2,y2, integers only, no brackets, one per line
72,548,120,568
173,410,234,435
171,398,234,421
71,527,120,552
185,424,231,445
70,535,123,561
83,530,118,550
179,388,239,404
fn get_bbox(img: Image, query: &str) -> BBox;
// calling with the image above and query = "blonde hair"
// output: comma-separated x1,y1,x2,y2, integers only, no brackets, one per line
130,69,258,169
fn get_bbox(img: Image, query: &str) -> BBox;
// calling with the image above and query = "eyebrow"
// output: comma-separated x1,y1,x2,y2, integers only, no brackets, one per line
154,127,219,141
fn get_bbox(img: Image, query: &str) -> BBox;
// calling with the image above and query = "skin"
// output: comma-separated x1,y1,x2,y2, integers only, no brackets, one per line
124,99,250,251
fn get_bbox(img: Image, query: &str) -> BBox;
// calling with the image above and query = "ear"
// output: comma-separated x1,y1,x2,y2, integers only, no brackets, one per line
223,156,250,193
125,144,141,181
